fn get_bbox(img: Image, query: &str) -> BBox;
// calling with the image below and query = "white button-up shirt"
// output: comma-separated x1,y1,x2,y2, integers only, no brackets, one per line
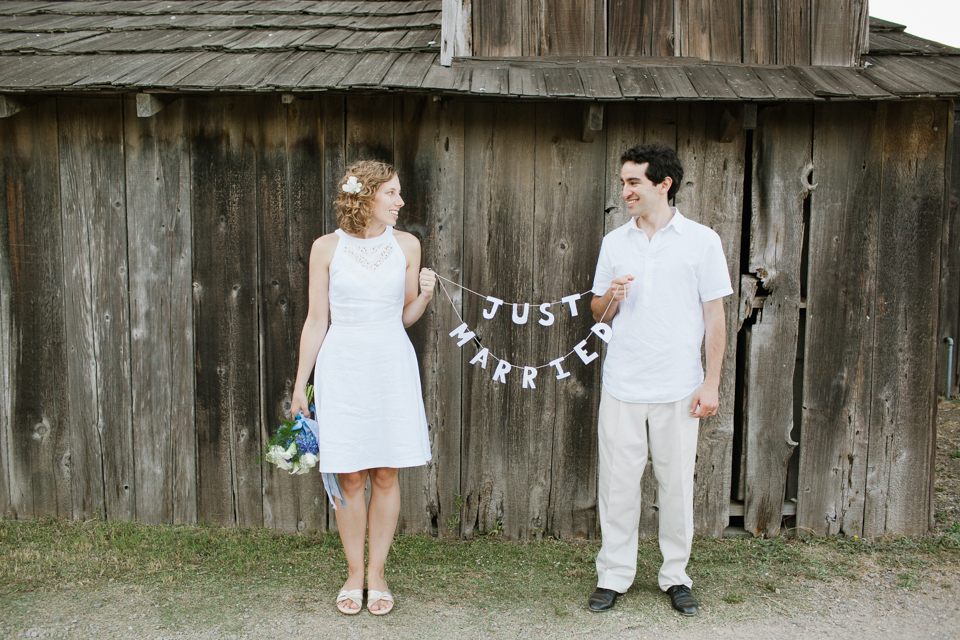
591,209,733,404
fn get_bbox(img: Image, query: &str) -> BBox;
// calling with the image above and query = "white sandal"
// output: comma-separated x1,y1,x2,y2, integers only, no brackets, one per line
366,589,394,615
336,588,363,615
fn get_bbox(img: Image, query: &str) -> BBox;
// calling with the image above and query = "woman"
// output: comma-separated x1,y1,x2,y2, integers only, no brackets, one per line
290,160,436,616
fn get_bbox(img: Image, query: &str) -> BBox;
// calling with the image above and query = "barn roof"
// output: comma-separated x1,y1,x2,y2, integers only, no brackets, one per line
1,1,959,100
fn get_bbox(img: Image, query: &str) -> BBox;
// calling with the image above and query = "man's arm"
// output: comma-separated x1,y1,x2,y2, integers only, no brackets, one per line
591,275,634,323
689,297,725,418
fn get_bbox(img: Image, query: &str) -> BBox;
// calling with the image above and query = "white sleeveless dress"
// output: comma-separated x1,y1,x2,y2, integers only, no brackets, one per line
313,227,432,473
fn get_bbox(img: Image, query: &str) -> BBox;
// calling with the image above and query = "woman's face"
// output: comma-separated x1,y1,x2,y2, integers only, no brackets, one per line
368,174,403,229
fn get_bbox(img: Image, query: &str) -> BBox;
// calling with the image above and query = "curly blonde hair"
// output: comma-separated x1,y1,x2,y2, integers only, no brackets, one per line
334,160,398,235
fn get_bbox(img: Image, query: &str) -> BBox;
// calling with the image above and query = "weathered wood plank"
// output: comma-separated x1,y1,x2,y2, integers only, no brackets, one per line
650,66,699,99
743,104,810,537
742,0,776,64
578,66,621,99
811,0,867,67
752,67,816,100
394,95,464,536
797,102,882,537
0,98,70,519
541,0,605,56
676,0,741,62
440,0,471,65
460,101,537,539
320,95,345,236
533,102,606,539
123,97,197,525
675,102,745,536
258,96,327,533
345,93,394,163
777,0,810,65
613,67,661,99
472,0,521,56
58,97,136,521
192,96,262,527
609,0,673,56
684,66,738,100
864,101,948,537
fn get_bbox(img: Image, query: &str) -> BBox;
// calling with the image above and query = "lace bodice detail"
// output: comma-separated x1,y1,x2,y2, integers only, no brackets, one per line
329,228,406,325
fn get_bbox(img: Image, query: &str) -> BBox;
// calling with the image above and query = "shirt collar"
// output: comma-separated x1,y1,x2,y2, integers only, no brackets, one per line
627,207,685,234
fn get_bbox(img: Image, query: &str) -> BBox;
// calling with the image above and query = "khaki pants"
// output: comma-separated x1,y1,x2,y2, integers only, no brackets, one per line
595,386,699,593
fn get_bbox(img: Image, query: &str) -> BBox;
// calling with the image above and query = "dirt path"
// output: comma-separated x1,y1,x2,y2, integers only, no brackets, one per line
4,563,958,640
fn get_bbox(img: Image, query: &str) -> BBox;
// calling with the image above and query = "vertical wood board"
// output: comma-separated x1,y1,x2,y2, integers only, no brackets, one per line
472,0,522,56
742,0,776,64
191,97,262,527
609,0,674,57
58,97,136,521
541,0,606,56
0,99,70,519
798,102,882,536
258,97,327,534
124,97,197,526
811,0,867,67
865,101,947,536
743,104,810,537
535,102,606,540
460,101,537,539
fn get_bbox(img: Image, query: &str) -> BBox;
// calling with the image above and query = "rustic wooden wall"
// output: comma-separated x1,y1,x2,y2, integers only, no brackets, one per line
469,0,867,65
0,95,948,539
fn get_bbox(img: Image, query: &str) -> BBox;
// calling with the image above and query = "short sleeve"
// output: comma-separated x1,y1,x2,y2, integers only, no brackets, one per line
697,232,734,302
591,236,615,296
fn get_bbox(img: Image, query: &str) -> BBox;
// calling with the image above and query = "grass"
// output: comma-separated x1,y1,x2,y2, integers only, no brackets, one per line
2,517,960,631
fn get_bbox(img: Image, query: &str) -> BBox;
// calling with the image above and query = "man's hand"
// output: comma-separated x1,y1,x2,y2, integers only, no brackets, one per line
592,275,634,322
609,275,633,300
689,383,719,418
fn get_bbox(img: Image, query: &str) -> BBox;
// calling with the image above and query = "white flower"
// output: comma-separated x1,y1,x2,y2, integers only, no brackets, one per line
341,176,363,194
292,452,318,475
265,444,294,471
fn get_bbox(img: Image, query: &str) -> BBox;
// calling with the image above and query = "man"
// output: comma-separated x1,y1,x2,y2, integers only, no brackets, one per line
587,143,732,616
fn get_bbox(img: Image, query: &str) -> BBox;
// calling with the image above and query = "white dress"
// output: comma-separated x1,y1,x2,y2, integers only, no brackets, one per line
313,227,432,473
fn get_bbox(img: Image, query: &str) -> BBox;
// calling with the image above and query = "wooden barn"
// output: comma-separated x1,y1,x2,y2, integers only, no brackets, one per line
1,0,958,540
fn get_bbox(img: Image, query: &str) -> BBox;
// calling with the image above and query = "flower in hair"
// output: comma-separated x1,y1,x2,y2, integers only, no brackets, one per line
341,176,363,194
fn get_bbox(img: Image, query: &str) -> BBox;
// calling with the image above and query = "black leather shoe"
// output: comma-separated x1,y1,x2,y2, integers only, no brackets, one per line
666,585,699,616
588,587,620,612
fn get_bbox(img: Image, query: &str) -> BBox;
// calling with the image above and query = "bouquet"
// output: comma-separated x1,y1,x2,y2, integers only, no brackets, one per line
264,385,320,475
263,385,345,508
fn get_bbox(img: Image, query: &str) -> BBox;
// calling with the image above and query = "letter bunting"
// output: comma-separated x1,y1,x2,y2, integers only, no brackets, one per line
435,274,615,389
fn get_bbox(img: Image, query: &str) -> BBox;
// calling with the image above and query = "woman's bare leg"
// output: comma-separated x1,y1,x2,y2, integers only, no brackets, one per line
366,467,400,611
334,470,368,611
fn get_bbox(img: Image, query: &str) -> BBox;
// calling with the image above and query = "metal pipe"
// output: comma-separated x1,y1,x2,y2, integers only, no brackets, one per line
946,338,954,399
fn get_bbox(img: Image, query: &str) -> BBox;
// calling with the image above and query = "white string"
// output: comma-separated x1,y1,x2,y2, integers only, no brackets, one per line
434,272,593,307
435,276,622,370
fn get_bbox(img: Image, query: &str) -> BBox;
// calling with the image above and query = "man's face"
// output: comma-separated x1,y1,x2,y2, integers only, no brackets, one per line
620,161,670,217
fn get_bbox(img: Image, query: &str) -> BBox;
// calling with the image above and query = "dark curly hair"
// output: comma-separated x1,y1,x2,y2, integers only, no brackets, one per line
620,143,684,200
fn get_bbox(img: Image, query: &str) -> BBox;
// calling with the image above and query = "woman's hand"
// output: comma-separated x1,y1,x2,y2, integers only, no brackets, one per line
419,268,436,301
290,388,310,420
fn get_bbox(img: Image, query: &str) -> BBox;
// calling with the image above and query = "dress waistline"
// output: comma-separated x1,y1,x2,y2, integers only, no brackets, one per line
329,317,402,328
